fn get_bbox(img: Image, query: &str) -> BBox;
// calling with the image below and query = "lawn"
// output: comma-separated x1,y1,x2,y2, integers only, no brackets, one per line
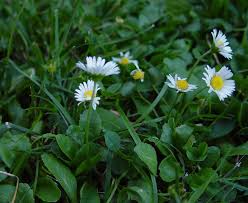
0,0,248,202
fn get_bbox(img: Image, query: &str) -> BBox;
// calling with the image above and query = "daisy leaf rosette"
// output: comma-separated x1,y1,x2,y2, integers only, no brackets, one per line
74,80,100,110
76,56,120,80
202,65,235,101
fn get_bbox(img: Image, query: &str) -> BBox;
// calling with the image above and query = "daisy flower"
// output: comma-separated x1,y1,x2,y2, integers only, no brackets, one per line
211,29,232,60
112,52,139,67
165,74,197,92
74,80,100,110
130,67,145,82
76,56,120,76
202,65,235,101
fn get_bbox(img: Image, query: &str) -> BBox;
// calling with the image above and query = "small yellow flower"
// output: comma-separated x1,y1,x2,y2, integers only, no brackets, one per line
131,69,145,82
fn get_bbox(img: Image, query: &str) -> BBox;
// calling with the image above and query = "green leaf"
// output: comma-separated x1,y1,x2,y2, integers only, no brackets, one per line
0,132,31,168
97,108,125,131
17,183,35,203
104,130,121,152
134,142,157,175
41,153,77,203
127,179,153,203
66,125,83,145
160,123,172,144
0,183,34,203
201,146,220,167
209,119,235,139
56,134,78,160
174,124,193,146
106,83,122,94
186,142,208,161
36,177,61,202
0,143,15,168
0,184,15,203
187,168,218,203
147,67,164,85
80,183,100,203
159,155,183,182
75,152,102,176
222,142,248,156
120,81,135,96
80,110,102,137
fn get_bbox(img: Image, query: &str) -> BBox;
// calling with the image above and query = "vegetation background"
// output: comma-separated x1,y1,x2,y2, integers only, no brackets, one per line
0,0,248,202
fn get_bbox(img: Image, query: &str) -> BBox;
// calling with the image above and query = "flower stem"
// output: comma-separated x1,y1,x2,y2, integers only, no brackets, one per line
188,49,211,79
84,81,97,144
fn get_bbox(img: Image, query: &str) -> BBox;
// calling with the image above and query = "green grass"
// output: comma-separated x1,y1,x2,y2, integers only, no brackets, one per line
0,0,248,202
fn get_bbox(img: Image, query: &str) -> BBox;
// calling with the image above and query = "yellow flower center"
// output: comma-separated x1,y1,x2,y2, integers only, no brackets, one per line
84,90,93,98
211,75,224,90
132,70,144,80
216,39,224,47
176,80,189,90
120,57,129,65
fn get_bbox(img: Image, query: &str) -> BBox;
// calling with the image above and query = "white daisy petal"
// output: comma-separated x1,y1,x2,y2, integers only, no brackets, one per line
211,29,233,60
202,65,235,101
165,74,197,93
76,56,120,77
74,80,100,109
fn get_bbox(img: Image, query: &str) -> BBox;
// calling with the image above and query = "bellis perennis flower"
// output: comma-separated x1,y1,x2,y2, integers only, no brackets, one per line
165,74,197,92
211,29,232,60
74,80,100,110
76,56,120,77
112,52,139,67
131,67,145,82
202,65,235,101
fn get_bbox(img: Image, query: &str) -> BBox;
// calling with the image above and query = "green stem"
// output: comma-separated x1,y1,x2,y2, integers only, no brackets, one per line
188,49,211,80
84,81,97,144
33,160,40,194
116,102,141,145
136,83,167,123
167,93,180,119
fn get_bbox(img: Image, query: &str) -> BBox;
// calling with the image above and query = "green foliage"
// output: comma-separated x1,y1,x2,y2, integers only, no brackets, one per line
0,0,247,202
41,154,77,203
134,142,158,175
36,177,61,202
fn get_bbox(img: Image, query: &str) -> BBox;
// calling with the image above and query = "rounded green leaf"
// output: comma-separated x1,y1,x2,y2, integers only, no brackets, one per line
104,130,121,152
134,142,157,175
80,183,100,203
41,153,77,203
36,177,61,202
56,134,78,159
159,155,183,182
